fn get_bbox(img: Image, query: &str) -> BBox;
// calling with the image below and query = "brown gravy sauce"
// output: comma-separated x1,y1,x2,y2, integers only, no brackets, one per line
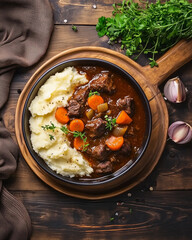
68,66,146,178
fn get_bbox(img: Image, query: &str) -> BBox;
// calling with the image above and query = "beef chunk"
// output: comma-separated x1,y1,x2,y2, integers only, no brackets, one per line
90,144,110,161
118,141,131,156
67,86,89,117
73,86,89,105
116,96,133,115
95,161,113,174
85,118,106,138
89,72,116,94
67,99,81,117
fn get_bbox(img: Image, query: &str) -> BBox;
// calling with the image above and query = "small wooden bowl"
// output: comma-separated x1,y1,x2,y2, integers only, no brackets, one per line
15,41,192,199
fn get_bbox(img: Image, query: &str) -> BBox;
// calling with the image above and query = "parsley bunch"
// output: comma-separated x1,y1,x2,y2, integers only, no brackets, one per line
96,0,192,67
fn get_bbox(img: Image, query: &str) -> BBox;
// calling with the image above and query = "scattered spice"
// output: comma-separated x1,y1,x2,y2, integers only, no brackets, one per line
92,4,97,9
149,186,154,191
127,192,132,197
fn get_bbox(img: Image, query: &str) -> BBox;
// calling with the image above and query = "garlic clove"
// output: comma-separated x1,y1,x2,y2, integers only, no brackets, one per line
168,121,192,144
164,77,187,103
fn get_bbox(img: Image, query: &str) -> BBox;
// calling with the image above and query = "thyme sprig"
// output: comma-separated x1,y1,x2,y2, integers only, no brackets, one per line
41,122,56,131
49,134,55,141
104,115,116,130
88,90,100,97
42,123,89,151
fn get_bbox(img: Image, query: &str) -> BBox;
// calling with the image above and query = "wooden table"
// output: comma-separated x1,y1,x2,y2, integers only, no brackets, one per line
3,1,192,239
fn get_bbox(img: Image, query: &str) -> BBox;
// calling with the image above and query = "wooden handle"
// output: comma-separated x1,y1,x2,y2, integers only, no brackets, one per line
142,40,192,86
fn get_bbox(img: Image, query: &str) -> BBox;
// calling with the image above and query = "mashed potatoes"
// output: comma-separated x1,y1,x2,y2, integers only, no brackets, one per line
29,67,93,178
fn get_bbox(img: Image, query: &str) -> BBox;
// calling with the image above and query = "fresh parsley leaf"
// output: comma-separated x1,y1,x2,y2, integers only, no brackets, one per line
96,16,107,37
149,58,158,68
72,25,78,32
104,115,116,130
88,90,100,97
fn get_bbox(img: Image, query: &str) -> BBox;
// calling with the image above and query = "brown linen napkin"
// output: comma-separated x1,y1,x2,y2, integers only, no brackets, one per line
0,0,53,239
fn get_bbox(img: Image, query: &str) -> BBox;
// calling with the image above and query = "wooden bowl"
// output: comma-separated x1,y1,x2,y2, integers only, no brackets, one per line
15,41,192,199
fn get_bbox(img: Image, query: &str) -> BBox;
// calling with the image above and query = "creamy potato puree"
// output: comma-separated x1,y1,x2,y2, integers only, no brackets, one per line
29,67,93,178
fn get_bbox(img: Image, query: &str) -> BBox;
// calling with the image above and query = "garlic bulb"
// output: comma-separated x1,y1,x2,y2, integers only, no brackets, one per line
164,77,187,103
168,121,192,144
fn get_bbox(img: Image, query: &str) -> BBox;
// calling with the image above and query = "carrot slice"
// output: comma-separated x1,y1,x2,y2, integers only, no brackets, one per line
105,136,124,151
73,137,86,151
116,110,132,125
55,107,69,124
88,95,104,110
69,119,84,132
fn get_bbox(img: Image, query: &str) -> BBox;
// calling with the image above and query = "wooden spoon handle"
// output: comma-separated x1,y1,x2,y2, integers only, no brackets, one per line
142,40,192,86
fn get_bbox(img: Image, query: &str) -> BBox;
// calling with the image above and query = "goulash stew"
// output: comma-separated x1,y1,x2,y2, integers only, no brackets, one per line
57,66,147,178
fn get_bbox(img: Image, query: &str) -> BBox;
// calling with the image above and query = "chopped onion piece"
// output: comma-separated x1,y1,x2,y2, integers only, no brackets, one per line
112,126,128,137
97,103,108,113
85,109,94,120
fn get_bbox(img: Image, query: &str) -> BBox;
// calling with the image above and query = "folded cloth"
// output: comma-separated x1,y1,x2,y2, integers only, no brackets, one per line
0,0,53,239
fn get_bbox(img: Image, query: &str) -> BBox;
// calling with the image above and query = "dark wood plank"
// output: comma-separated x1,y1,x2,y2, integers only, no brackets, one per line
50,0,119,25
11,190,192,240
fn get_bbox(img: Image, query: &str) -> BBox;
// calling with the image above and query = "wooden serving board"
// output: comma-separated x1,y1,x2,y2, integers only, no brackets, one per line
15,40,192,199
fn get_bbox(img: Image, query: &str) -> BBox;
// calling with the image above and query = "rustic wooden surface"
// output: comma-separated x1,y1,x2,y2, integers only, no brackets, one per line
2,0,192,239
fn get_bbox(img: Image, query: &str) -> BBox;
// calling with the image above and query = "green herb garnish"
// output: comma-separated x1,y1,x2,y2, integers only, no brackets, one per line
60,125,69,134
61,127,89,151
82,142,89,152
88,90,100,97
49,134,55,141
42,123,89,151
96,0,192,67
41,122,56,131
104,115,116,130
72,25,78,32
73,131,86,139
